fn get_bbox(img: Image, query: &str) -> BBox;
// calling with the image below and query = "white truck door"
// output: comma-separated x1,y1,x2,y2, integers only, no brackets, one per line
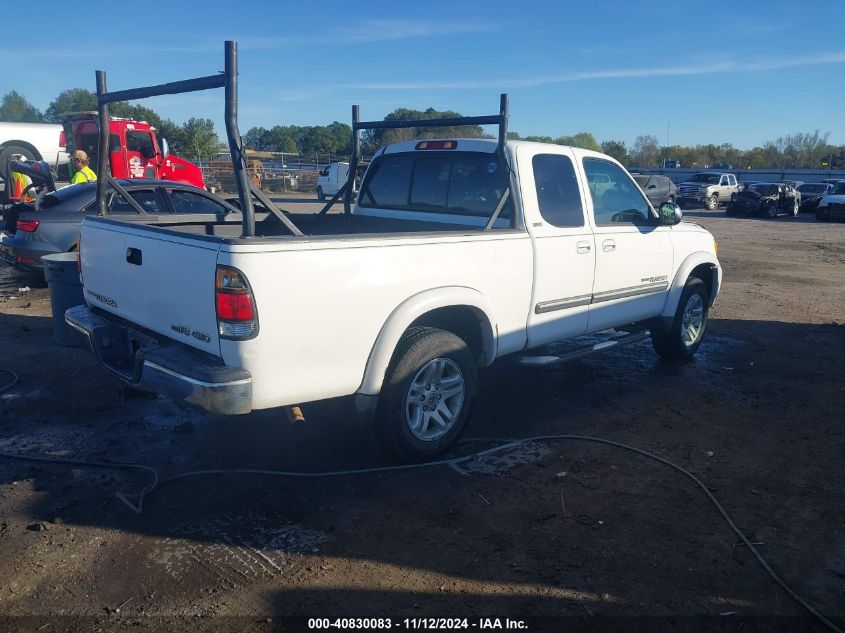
521,147,595,347
581,156,673,332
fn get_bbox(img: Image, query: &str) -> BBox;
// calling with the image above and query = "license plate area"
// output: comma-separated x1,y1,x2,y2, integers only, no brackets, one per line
91,322,159,382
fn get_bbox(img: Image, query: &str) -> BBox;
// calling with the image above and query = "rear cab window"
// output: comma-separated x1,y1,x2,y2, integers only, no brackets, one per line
358,151,513,226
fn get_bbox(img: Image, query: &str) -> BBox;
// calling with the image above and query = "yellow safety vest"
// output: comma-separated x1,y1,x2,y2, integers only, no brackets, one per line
70,165,97,184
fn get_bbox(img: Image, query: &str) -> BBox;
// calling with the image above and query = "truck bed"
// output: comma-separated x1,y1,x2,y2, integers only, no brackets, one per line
173,211,500,241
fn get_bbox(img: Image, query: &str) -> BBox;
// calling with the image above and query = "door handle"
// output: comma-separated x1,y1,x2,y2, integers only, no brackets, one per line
126,247,142,265
576,240,591,254
602,239,616,252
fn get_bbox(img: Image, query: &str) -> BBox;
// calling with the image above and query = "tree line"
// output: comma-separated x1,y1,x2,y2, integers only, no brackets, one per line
3,90,843,169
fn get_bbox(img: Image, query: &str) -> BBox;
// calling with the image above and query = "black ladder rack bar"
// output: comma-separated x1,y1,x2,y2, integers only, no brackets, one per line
340,94,510,223
94,41,260,238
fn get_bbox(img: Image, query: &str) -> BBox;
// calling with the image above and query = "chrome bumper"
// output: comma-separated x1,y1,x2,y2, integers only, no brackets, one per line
65,305,252,415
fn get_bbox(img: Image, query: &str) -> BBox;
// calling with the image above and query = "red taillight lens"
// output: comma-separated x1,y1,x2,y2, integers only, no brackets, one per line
215,266,257,339
216,293,254,320
17,219,40,232
59,130,67,148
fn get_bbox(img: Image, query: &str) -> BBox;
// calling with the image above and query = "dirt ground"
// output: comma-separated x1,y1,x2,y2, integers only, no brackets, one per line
0,201,843,632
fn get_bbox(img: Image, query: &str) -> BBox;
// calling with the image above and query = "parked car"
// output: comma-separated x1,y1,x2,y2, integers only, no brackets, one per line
726,183,800,218
677,172,738,210
632,174,678,207
816,182,845,221
796,183,833,212
0,180,256,272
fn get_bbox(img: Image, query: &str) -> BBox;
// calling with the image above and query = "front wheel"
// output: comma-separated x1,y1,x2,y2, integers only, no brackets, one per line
705,194,718,210
317,186,325,201
766,201,779,218
374,327,478,461
651,278,710,360
792,198,800,216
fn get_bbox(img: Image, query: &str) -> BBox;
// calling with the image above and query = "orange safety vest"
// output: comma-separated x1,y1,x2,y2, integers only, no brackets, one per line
9,170,33,202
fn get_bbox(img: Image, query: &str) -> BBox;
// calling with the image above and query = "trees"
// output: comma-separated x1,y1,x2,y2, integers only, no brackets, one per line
363,107,485,153
180,118,220,161
630,135,660,167
0,91,44,122
601,140,628,164
45,89,97,122
557,132,600,152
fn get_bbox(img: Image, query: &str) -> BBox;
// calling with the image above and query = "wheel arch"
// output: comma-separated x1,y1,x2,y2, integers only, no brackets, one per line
357,287,497,396
661,253,721,318
0,140,42,161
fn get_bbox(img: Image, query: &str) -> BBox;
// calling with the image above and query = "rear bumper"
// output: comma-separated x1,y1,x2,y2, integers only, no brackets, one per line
65,305,253,415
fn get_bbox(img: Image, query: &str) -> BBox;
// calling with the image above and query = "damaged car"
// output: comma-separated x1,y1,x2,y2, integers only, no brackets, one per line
726,182,800,218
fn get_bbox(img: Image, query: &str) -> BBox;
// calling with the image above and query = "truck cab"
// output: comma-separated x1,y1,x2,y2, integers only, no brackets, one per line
62,113,205,189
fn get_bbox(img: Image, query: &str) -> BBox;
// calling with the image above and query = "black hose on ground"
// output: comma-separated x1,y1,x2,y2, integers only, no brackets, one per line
0,435,841,633
0,368,19,394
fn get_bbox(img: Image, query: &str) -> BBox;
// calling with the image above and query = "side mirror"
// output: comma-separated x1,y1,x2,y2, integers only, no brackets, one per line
658,202,683,226
160,138,170,160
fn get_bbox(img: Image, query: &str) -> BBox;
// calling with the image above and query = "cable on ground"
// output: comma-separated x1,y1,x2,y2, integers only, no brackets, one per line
0,434,840,633
0,368,19,394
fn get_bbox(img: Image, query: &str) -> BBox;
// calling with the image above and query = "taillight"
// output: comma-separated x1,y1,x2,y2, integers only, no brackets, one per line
215,265,257,339
17,219,40,232
59,130,67,148
415,140,457,150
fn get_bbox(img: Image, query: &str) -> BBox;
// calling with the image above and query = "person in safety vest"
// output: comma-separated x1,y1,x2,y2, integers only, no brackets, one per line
7,154,34,203
70,150,97,184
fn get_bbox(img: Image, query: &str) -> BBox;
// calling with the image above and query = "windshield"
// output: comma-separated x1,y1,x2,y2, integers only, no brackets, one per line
689,174,720,184
749,184,779,195
633,175,650,186
797,184,828,194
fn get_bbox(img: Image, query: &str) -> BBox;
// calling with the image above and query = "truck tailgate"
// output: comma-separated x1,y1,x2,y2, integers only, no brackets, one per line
80,218,223,354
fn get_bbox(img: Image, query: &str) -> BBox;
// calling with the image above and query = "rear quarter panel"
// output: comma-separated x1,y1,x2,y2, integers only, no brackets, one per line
218,232,533,409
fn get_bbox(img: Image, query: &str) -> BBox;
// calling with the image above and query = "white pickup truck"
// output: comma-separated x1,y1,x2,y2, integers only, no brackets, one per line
68,136,721,459
0,122,68,183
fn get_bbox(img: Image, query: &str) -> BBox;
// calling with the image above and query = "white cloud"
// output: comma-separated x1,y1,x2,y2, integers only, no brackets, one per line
352,51,845,90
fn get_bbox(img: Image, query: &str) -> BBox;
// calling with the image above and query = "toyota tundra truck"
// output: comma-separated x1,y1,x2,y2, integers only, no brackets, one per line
67,89,721,460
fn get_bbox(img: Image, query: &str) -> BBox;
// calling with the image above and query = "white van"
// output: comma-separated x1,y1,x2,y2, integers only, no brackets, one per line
316,162,350,201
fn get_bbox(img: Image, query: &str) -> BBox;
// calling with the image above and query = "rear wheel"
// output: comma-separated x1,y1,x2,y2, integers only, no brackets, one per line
791,198,800,216
374,327,477,461
651,278,710,360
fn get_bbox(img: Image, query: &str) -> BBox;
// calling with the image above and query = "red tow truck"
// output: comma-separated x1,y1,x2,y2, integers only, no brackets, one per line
62,112,205,188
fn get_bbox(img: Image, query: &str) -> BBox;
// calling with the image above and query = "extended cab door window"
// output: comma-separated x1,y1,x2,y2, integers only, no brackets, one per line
532,154,584,227
583,159,652,225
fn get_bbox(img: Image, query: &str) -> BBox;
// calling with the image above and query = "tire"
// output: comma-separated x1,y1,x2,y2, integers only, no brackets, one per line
791,198,799,217
651,278,710,360
725,203,735,216
705,194,718,210
374,326,478,461
0,144,37,183
317,186,325,201
766,201,779,219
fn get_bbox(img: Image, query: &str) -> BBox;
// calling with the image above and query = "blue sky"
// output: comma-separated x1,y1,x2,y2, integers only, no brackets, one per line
6,0,845,149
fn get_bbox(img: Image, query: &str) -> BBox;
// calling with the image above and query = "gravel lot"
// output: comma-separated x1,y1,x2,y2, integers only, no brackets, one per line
0,199,843,632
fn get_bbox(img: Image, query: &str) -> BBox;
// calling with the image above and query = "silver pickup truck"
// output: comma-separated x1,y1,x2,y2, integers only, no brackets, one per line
677,173,738,210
